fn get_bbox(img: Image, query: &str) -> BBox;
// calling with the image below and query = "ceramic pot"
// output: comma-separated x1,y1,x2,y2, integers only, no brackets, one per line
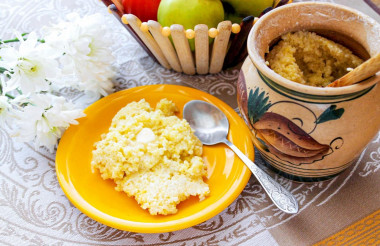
237,2,380,182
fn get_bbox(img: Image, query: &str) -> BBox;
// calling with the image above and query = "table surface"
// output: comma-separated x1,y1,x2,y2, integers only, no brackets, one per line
0,0,379,245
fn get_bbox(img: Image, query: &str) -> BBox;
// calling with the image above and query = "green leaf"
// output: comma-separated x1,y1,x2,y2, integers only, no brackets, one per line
316,105,345,124
247,87,271,124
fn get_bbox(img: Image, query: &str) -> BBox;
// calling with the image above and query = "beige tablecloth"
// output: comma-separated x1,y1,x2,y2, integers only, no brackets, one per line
0,0,379,245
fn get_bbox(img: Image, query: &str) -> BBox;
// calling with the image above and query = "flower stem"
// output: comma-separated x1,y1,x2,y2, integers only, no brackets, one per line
5,93,15,99
0,33,28,44
0,84,14,99
0,33,45,45
0,38,22,44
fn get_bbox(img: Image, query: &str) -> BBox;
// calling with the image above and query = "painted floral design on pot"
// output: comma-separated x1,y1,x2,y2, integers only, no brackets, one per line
247,87,346,165
237,2,380,181
238,67,380,181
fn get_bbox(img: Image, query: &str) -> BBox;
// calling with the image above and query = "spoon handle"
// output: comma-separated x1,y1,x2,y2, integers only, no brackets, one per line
223,139,299,214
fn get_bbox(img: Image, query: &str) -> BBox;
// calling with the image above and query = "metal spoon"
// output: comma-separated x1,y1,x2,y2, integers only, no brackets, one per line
183,100,299,214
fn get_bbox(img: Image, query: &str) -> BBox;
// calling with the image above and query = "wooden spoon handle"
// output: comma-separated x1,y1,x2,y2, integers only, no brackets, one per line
328,52,380,87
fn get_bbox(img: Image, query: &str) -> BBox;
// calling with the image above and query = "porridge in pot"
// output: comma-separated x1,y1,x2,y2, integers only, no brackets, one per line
266,31,364,87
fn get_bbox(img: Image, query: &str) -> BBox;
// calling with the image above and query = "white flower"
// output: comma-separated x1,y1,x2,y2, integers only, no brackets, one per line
44,13,115,98
0,12,115,151
77,77,114,99
0,32,61,94
13,93,86,152
0,76,14,126
0,95,12,126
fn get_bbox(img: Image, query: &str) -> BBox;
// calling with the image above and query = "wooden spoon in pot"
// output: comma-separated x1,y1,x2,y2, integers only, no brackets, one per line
327,52,380,87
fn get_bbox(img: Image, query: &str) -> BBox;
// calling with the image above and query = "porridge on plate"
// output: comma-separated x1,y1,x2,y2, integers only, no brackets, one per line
91,99,210,215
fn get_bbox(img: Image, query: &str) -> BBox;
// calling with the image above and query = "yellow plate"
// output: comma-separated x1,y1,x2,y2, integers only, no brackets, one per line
56,84,253,233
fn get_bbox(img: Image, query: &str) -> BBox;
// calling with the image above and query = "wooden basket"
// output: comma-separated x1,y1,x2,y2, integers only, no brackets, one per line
101,0,292,75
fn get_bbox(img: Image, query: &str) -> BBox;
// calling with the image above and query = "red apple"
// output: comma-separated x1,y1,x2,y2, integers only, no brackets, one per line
122,0,161,22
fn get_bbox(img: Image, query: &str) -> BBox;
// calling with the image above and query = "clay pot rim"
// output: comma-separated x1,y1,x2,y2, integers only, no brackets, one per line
247,2,380,96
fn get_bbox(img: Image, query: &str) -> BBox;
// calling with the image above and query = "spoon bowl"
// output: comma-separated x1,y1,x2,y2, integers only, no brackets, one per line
183,100,299,214
183,101,229,145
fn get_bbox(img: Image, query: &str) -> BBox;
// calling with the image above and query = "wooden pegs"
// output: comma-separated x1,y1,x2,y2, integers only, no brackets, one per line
223,16,254,69
274,0,292,8
125,14,171,69
109,0,124,17
194,24,209,75
107,5,113,14
100,0,113,5
148,21,182,73
209,21,232,74
170,24,196,75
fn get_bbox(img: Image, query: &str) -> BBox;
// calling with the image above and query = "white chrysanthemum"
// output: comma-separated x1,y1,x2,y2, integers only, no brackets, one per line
13,93,86,152
0,95,12,126
44,13,115,98
0,76,15,126
0,32,61,94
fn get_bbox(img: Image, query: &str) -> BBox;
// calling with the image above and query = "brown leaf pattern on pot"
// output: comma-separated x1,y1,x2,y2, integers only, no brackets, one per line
254,112,330,164
246,86,332,165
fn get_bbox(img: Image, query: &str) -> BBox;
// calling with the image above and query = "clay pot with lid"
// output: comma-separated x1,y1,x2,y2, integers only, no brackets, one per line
237,2,380,182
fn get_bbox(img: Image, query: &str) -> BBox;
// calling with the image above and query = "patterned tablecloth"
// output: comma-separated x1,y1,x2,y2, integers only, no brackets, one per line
0,0,379,245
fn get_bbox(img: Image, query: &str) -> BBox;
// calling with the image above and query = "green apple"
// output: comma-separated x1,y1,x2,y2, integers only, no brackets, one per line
222,0,273,22
158,0,224,51
224,13,243,25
